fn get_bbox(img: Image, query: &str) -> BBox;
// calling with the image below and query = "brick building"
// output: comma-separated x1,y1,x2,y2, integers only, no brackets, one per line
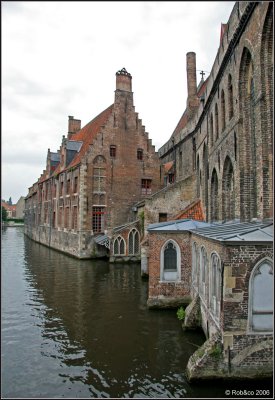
142,1,273,380
25,68,161,258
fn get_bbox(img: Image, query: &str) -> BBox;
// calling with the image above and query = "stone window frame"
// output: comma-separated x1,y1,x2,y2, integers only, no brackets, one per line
199,246,208,297
113,235,126,256
247,257,273,334
192,241,199,288
128,228,140,255
210,252,222,320
160,239,181,282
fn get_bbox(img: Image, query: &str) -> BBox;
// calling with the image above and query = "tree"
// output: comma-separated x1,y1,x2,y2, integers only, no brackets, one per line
8,197,12,205
2,206,8,221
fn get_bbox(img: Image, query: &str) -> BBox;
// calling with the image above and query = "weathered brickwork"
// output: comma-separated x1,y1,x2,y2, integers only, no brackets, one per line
25,69,162,258
156,2,273,224
147,231,192,308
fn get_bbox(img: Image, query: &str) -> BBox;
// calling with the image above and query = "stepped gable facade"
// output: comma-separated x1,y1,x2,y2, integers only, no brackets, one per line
25,68,162,258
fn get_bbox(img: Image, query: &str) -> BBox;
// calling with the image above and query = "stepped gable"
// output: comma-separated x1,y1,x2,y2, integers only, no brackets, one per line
67,104,114,169
173,199,205,222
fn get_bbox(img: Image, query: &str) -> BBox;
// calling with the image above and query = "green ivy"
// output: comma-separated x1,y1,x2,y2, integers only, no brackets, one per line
176,306,186,321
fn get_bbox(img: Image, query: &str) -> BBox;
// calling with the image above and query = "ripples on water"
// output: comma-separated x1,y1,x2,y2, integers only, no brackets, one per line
2,227,273,399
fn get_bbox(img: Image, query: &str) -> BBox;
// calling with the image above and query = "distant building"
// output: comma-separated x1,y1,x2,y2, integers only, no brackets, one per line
16,196,25,219
1,201,16,218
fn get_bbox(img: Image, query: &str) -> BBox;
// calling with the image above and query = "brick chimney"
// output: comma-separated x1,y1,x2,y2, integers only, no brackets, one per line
116,68,132,92
68,116,81,139
186,52,199,109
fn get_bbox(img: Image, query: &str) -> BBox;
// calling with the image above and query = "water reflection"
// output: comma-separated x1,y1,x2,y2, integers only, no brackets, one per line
2,228,272,398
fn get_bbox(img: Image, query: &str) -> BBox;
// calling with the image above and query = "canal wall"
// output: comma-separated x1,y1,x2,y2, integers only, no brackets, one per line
24,226,107,259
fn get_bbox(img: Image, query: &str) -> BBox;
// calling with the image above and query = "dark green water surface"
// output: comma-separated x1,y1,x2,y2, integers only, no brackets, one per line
1,227,272,398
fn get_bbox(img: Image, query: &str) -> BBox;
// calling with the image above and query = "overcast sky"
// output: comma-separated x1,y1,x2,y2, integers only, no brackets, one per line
2,1,234,204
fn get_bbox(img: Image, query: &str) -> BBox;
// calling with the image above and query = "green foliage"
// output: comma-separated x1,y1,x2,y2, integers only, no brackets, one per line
139,211,145,233
7,218,24,223
209,343,223,358
176,306,186,321
2,207,8,221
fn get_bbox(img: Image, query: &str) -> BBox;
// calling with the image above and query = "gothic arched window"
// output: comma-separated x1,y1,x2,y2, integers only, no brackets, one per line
113,236,126,255
210,252,221,319
161,240,181,281
128,228,140,255
249,259,273,332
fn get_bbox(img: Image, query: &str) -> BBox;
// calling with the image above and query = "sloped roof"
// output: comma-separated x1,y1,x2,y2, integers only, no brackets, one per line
66,140,83,151
39,104,114,182
172,110,188,137
1,202,16,212
163,161,174,173
147,218,211,232
197,77,209,98
191,221,273,244
50,152,60,162
67,104,114,169
173,199,205,222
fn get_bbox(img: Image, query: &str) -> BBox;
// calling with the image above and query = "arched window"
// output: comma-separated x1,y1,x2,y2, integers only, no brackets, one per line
260,4,273,220
221,89,226,131
161,240,181,281
192,242,199,287
215,103,219,141
210,253,222,319
211,168,219,222
196,154,200,197
128,228,139,255
113,236,126,255
210,113,214,147
239,48,257,220
248,259,273,332
200,246,207,297
222,156,235,222
202,144,208,219
228,74,234,120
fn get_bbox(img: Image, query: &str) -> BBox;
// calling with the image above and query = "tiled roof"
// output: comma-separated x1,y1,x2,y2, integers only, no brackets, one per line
1,202,16,211
173,199,205,222
67,104,114,169
220,23,228,45
197,77,209,98
172,110,188,137
37,104,114,183
163,161,174,173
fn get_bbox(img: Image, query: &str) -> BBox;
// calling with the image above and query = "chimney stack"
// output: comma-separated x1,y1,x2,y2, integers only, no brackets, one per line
116,68,132,92
68,116,81,139
186,52,199,110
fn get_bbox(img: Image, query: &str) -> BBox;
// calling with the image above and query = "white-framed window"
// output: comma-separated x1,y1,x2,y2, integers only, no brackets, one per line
200,246,207,297
113,236,126,256
210,252,221,319
160,240,181,281
128,228,139,255
248,258,273,332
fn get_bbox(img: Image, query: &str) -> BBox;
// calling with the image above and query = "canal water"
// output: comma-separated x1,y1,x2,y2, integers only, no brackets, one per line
1,227,273,399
